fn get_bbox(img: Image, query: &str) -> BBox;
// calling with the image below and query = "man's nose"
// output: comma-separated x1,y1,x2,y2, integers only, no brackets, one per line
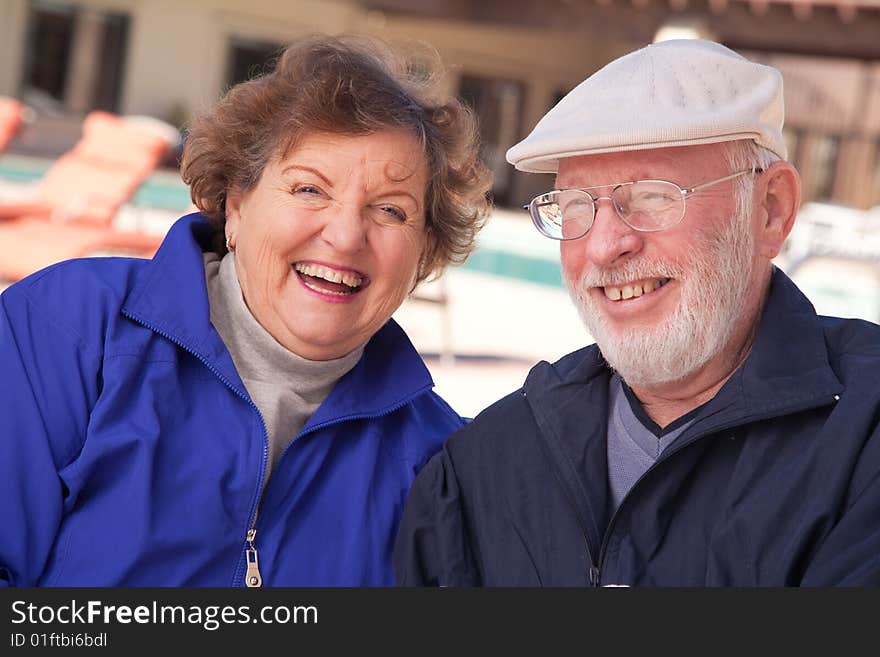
579,199,643,268
320,202,368,253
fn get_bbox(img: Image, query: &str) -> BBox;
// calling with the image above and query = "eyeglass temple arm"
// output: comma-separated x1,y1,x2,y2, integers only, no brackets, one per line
683,167,764,195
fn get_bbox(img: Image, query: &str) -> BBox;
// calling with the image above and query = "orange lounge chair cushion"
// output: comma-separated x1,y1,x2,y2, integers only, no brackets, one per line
0,110,172,227
0,97,23,151
0,217,162,282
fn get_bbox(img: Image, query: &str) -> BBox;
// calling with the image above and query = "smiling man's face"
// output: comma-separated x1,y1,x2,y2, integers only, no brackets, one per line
559,143,761,387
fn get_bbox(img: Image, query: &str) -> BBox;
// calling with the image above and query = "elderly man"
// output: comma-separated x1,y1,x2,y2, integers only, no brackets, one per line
393,39,880,586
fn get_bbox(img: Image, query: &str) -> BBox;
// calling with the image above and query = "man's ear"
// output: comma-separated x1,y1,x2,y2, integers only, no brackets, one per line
756,160,801,259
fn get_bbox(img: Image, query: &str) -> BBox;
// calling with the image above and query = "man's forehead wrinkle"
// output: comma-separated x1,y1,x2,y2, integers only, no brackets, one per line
556,147,725,188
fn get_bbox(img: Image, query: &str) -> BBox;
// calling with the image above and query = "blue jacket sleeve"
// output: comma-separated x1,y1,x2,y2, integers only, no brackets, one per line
0,284,100,586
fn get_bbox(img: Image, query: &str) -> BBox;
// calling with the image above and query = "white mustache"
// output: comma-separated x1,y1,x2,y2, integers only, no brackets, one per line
577,259,682,289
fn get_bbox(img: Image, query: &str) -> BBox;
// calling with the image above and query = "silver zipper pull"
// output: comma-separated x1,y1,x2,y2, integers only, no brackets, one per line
245,528,263,588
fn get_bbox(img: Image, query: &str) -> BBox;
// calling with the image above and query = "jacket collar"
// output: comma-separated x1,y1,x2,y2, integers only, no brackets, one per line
725,266,843,414
122,213,434,419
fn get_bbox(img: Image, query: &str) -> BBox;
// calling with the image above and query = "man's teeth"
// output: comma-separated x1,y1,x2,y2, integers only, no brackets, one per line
603,278,669,301
294,263,363,288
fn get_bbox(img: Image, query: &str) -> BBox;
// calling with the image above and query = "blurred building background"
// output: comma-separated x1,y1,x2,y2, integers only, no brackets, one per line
1,0,879,415
3,0,880,207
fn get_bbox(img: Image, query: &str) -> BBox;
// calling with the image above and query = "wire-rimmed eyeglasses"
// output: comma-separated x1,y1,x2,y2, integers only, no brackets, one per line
523,167,764,240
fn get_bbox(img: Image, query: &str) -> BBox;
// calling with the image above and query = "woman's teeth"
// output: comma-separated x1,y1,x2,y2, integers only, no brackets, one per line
603,278,669,301
294,263,363,289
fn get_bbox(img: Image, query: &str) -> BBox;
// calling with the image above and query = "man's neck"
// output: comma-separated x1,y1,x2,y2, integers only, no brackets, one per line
629,368,738,429
628,308,762,429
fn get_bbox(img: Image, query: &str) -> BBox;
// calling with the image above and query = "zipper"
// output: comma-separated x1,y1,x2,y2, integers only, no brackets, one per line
592,396,838,584
245,529,263,587
122,310,269,588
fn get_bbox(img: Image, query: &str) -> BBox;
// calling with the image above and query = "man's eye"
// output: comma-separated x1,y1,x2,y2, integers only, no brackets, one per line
633,192,676,206
561,199,590,211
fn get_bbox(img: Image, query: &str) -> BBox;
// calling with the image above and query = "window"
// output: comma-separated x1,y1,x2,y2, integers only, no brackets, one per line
458,74,525,207
873,142,880,208
226,38,283,87
92,12,129,113
23,1,76,103
782,127,803,168
551,87,569,108
812,134,841,201
21,1,130,113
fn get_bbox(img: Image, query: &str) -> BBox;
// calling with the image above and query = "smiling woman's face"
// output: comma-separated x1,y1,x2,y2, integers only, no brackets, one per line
224,129,428,360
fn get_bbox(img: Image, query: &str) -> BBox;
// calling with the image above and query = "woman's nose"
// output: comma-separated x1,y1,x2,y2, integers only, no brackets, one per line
320,203,367,253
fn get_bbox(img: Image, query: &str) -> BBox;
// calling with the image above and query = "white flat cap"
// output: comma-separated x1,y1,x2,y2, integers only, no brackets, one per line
506,39,786,173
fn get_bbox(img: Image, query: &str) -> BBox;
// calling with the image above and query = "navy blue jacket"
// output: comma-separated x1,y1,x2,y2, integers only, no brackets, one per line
0,214,461,586
394,270,880,586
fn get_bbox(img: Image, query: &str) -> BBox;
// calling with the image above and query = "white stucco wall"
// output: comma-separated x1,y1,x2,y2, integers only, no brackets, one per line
120,0,361,121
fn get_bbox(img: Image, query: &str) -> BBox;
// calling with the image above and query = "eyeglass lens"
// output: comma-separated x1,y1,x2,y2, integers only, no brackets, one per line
531,180,686,239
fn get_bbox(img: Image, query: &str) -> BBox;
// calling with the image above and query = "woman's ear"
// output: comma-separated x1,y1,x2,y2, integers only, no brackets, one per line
225,188,243,235
756,160,801,260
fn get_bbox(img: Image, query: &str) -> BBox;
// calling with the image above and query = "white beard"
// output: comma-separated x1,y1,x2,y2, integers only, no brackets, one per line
564,211,755,387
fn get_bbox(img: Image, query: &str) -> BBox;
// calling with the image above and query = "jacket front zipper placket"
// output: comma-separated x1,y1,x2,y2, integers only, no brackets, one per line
122,309,270,588
589,396,839,586
244,384,435,581
529,392,601,587
239,399,270,588
241,384,432,587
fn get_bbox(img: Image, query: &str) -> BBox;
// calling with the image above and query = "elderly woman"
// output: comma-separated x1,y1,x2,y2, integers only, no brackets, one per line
0,36,491,586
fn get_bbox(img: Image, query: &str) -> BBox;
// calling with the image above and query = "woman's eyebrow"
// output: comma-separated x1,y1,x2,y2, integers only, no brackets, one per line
281,164,333,187
375,186,422,209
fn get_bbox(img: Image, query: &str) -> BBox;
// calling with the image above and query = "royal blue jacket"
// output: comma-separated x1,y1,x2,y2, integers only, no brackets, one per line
394,269,880,586
0,214,461,586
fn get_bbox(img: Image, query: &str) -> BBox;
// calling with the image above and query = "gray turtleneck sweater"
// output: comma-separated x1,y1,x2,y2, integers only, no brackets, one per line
204,252,363,488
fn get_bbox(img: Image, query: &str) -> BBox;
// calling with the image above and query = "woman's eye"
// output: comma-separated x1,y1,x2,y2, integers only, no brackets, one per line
378,205,406,222
292,184,323,197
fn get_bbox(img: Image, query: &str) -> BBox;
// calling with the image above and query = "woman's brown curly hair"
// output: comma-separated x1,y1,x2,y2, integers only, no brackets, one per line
181,34,493,283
